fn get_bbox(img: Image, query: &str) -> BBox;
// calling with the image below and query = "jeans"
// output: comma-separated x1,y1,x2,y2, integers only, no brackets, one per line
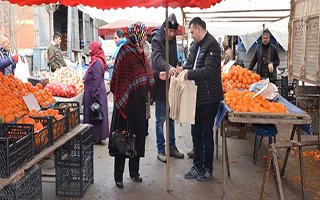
155,100,176,153
192,102,220,173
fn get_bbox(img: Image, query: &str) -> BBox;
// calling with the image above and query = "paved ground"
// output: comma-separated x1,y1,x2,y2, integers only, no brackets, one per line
41,97,320,200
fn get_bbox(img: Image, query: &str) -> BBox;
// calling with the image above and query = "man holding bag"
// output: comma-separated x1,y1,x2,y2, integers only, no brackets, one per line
179,17,223,182
0,34,18,75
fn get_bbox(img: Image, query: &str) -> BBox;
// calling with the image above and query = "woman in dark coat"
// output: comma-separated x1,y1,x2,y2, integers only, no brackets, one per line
109,22,155,188
83,41,109,144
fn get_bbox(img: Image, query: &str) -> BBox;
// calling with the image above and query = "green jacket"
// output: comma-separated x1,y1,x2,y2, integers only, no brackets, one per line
47,43,67,72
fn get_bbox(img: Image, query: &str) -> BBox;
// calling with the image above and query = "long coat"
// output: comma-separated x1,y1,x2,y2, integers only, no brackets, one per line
83,60,109,141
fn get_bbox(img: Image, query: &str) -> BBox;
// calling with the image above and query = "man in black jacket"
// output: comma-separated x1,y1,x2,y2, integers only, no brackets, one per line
179,17,223,182
151,13,184,163
248,31,280,82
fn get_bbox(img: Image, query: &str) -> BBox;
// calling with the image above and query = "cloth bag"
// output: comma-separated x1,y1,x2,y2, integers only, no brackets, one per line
169,71,197,124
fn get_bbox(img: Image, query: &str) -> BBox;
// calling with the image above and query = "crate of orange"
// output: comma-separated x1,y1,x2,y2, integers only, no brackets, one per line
17,115,51,155
54,101,80,131
29,109,68,144
38,108,68,143
0,123,34,178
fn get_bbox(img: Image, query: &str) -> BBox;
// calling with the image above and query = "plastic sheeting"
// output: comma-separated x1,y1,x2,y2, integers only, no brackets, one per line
183,0,290,51
3,0,221,9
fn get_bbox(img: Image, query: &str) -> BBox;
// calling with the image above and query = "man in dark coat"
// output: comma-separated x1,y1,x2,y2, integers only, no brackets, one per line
248,31,280,82
0,34,18,75
151,13,184,163
179,17,223,182
47,31,67,72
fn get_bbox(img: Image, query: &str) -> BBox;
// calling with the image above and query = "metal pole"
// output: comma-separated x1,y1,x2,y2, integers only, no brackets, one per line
165,4,171,193
67,6,72,59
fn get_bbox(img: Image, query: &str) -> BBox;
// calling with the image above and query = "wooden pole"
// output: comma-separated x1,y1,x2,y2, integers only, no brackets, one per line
165,4,171,193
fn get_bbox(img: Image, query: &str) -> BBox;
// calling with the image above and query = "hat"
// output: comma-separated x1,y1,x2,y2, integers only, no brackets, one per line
262,31,270,37
164,13,179,30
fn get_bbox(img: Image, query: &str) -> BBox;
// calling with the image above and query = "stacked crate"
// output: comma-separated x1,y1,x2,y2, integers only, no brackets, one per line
0,165,42,200
55,124,93,197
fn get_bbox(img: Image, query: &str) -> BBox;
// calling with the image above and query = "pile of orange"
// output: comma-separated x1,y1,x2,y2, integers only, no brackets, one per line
225,90,287,113
0,72,56,122
17,115,44,132
28,109,63,120
222,65,261,92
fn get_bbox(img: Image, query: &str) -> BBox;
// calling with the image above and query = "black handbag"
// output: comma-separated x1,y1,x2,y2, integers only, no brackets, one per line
90,102,103,121
109,129,137,158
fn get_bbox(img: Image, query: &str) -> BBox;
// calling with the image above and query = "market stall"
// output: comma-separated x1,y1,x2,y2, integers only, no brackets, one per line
216,93,312,199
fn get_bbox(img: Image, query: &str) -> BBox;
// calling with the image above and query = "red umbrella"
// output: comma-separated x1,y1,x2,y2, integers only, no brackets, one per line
6,0,220,9
98,19,185,39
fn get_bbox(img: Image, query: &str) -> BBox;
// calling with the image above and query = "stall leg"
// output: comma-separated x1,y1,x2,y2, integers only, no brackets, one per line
260,147,273,200
271,145,284,200
225,136,231,179
216,127,219,160
222,119,226,200
297,132,306,200
281,125,297,176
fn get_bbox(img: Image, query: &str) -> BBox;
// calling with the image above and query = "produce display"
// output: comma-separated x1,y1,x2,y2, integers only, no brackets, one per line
17,108,64,148
0,73,56,122
224,90,287,113
222,65,261,92
44,67,84,97
45,82,78,98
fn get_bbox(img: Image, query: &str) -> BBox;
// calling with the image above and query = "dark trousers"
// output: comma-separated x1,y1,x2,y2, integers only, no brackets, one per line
114,156,140,182
192,102,220,173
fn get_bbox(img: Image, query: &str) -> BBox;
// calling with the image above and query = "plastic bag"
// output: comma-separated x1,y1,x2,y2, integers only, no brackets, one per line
14,56,30,82
250,78,279,101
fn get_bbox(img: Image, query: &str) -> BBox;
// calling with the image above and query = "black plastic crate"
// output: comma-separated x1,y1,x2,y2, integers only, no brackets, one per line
55,124,93,166
29,117,51,154
55,125,93,197
0,164,42,200
55,155,93,197
55,101,80,131
0,124,34,178
39,108,68,143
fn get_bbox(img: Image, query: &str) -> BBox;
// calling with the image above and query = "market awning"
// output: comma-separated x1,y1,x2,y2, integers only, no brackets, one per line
98,19,185,39
5,0,221,9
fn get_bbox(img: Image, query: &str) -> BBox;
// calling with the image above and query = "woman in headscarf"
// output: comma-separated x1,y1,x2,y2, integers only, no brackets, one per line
83,41,109,144
109,22,155,189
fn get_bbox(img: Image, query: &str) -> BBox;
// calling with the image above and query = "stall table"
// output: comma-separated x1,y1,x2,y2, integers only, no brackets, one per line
0,124,90,191
216,96,312,200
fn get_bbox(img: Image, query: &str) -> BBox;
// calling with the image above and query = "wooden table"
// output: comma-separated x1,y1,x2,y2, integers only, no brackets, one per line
0,124,90,190
218,101,311,200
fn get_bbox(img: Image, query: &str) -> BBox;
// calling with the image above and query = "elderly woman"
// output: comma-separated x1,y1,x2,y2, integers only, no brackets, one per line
109,22,155,189
83,41,109,144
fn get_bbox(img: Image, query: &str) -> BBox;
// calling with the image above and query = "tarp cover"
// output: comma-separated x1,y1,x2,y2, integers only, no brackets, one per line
5,0,221,9
98,19,185,37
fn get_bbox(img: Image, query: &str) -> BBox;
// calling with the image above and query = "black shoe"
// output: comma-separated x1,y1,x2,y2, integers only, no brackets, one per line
130,176,143,182
187,149,194,158
94,140,102,145
115,181,123,188
169,147,184,159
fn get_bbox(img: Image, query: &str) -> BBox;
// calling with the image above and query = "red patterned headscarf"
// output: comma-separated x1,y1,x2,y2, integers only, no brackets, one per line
127,22,147,47
89,41,107,70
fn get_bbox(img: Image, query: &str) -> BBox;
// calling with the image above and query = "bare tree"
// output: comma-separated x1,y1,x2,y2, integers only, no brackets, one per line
0,1,27,53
